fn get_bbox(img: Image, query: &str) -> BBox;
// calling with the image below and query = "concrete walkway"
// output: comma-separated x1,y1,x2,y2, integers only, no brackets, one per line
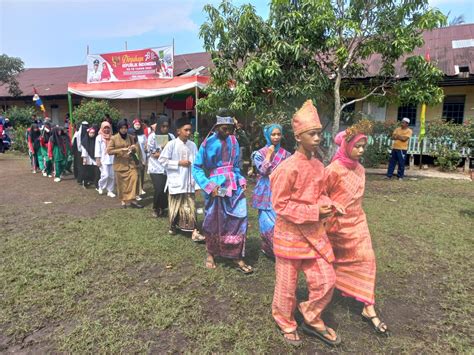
366,167,472,181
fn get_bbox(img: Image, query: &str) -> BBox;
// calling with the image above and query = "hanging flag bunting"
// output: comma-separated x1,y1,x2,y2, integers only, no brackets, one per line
33,88,46,114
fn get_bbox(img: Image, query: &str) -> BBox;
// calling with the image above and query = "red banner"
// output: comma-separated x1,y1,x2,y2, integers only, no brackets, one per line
87,46,173,83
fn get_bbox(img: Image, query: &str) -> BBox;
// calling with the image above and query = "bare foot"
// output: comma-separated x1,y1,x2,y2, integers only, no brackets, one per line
205,255,216,269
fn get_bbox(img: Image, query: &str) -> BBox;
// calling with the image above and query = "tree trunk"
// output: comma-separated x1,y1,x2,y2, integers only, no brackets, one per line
332,71,342,138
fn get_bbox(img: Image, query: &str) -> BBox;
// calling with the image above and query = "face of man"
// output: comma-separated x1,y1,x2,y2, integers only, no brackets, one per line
133,123,141,130
349,139,367,160
295,128,322,153
216,124,234,140
88,130,96,138
401,121,409,129
178,124,192,141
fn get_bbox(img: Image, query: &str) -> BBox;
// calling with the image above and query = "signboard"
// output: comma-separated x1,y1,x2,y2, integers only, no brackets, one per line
87,46,173,83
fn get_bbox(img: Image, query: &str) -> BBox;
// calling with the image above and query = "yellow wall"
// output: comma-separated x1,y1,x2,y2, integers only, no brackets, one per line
386,85,474,125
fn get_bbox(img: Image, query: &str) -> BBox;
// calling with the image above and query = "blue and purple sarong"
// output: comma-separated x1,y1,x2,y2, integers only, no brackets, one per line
193,133,248,259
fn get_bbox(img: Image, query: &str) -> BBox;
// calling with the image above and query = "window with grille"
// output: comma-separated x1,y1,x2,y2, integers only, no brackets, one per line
442,95,465,124
397,104,417,126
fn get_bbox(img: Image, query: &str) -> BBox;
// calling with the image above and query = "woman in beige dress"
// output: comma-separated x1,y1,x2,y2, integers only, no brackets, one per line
107,119,143,209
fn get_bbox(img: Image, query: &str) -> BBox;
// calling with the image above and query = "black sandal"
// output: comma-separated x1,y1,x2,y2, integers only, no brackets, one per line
301,323,341,347
234,261,253,274
362,313,390,337
280,330,303,347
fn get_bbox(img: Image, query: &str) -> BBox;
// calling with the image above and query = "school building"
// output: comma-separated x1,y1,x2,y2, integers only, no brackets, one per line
0,24,473,130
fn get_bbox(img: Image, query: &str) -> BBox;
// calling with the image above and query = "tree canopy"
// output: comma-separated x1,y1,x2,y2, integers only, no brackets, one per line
199,0,446,135
0,54,24,97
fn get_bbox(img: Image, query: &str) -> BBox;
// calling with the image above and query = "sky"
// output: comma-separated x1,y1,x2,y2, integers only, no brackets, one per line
0,0,472,68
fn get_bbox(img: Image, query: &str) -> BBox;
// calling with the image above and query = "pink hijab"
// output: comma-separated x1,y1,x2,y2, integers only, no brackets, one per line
332,131,367,169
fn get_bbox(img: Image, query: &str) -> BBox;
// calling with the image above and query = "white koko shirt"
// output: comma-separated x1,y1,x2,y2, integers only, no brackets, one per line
158,137,198,195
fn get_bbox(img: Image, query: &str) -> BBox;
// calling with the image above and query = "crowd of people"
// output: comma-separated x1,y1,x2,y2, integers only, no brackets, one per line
21,101,392,347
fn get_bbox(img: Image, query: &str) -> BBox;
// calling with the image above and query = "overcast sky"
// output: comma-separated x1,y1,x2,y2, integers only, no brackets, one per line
0,0,472,68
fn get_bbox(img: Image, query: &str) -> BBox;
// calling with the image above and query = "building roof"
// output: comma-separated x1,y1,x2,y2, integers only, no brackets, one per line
0,52,212,98
364,23,474,78
1,24,473,98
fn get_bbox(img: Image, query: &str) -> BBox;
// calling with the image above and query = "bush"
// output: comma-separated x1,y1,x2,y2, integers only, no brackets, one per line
427,119,473,170
433,145,462,171
362,141,390,168
6,106,36,127
11,125,29,153
72,99,121,127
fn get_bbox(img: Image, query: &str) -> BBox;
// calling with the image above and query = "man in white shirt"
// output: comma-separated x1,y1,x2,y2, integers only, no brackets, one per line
159,117,204,242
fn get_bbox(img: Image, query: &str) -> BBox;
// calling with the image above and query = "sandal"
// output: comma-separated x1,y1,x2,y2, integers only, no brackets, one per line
234,261,253,274
300,323,341,347
280,330,302,347
362,313,390,337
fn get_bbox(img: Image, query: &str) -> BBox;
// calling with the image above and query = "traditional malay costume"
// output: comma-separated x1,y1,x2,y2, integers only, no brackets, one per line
48,126,72,182
251,124,291,257
270,100,341,346
192,116,248,261
95,121,115,197
325,122,389,335
107,119,141,207
159,118,204,241
38,122,53,177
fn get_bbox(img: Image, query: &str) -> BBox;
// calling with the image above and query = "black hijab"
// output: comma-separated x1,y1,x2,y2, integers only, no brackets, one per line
42,122,52,144
117,119,129,140
29,123,41,151
156,116,173,140
81,125,98,159
133,120,144,136
50,126,68,155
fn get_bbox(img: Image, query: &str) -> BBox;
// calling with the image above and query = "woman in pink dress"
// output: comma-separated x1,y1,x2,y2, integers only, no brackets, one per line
325,121,390,336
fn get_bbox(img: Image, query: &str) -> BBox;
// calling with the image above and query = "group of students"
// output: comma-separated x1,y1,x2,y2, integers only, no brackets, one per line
187,100,389,347
27,123,73,182
26,100,388,347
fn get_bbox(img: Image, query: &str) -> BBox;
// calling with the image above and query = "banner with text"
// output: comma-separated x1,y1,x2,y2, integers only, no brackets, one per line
87,46,173,83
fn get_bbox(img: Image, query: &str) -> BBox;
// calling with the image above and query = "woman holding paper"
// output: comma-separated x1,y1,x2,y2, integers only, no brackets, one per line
147,115,175,217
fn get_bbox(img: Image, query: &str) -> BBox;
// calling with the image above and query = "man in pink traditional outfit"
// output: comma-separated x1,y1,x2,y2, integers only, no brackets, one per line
325,120,390,336
270,100,344,347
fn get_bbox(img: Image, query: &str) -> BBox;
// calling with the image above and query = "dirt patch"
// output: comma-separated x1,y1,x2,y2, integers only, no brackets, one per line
0,154,118,231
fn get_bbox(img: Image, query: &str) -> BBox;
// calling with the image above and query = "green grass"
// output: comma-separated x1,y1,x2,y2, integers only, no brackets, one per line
1,175,473,353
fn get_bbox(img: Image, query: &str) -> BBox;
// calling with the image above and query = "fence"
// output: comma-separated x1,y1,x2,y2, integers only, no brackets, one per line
321,131,472,157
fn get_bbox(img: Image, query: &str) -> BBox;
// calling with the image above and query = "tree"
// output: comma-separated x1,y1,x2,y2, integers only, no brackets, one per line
72,99,121,126
199,0,331,125
199,0,446,136
0,54,24,97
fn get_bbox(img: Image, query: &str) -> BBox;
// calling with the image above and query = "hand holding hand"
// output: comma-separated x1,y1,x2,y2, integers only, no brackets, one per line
319,205,334,219
211,186,219,197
